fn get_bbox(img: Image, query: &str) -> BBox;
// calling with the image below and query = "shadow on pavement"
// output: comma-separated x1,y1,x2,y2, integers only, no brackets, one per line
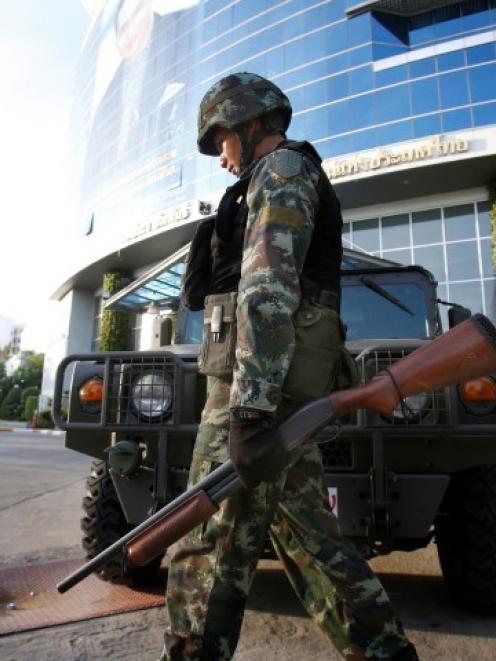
247,566,496,639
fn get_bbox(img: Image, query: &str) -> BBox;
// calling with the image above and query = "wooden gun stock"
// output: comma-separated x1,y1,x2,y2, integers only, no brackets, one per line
57,314,496,593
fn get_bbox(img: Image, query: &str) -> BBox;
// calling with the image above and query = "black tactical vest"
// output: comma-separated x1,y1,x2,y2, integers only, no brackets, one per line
183,141,343,311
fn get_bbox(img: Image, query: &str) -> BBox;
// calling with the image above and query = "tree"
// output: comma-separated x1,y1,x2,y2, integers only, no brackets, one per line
0,386,22,420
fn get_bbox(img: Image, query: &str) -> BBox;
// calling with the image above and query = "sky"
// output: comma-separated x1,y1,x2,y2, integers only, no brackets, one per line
0,2,91,350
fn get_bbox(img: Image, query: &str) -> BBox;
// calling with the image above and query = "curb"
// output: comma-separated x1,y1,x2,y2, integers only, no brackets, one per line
0,427,64,436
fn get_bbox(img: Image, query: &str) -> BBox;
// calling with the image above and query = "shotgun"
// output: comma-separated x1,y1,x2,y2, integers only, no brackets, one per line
57,313,496,593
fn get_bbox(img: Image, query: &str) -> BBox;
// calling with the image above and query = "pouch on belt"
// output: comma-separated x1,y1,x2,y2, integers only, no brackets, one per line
282,300,359,403
198,292,238,377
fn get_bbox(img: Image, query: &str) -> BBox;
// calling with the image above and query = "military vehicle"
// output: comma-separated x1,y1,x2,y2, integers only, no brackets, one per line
52,243,496,613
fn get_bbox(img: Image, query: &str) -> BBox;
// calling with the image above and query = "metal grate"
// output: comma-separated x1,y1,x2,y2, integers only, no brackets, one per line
354,348,448,427
105,355,177,426
318,431,353,469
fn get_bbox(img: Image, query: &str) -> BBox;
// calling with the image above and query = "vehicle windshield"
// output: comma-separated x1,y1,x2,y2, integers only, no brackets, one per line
341,280,431,339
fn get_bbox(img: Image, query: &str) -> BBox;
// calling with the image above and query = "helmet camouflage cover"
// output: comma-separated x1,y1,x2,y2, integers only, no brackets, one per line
197,72,292,155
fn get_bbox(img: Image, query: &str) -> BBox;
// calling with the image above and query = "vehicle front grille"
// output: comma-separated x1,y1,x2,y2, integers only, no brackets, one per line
318,430,353,469
351,347,448,427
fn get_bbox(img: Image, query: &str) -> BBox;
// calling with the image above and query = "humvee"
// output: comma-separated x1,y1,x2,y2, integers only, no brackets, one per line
52,245,496,613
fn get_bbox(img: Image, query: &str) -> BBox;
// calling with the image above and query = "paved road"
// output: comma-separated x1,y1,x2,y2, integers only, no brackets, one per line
0,431,495,660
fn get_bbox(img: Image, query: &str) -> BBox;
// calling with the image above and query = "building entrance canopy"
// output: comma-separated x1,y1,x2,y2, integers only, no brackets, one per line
104,243,398,313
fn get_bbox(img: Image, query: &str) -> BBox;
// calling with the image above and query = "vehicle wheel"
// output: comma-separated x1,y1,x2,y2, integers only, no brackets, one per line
434,464,496,613
81,459,163,585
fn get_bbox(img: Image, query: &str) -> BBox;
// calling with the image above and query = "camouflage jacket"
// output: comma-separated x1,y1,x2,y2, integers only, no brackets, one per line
229,148,321,414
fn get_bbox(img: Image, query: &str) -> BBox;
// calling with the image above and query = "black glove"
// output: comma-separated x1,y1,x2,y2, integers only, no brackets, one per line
229,408,291,488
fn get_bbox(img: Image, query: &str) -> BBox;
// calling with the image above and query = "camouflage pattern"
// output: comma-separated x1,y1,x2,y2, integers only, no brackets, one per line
197,72,292,156
160,376,411,661
229,147,321,413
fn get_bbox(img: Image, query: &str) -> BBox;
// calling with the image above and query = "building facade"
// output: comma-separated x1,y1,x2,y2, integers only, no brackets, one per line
45,0,496,400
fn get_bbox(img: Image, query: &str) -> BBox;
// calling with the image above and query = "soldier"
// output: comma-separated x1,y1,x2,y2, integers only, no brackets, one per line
159,73,418,661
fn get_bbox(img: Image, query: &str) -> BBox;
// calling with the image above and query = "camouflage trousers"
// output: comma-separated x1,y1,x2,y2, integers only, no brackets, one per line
160,377,411,661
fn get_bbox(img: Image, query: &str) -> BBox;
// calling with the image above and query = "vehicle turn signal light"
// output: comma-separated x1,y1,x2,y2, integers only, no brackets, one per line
460,377,496,402
78,377,104,414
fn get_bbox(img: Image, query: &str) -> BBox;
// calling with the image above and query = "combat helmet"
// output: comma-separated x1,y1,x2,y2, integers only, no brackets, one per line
197,72,292,156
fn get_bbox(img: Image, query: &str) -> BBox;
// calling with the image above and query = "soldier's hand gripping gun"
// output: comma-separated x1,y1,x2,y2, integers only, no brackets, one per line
57,314,496,594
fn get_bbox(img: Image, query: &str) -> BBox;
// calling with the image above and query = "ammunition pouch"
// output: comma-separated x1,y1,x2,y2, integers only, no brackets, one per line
198,292,238,377
182,218,215,311
282,299,359,403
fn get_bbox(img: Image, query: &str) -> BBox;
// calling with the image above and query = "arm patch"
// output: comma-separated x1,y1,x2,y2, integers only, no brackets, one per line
258,205,305,230
270,149,303,178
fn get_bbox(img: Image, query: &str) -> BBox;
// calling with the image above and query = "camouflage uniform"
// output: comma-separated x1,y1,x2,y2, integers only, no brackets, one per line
160,73,413,660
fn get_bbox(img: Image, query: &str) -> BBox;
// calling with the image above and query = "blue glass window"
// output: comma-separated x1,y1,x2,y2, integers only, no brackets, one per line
371,11,408,45
412,209,443,245
485,280,496,320
411,78,439,114
374,84,410,122
288,87,305,114
327,100,351,134
469,62,496,102
305,106,330,141
439,71,469,108
327,133,352,156
301,31,329,62
375,64,407,87
382,248,412,264
352,129,376,152
444,204,476,241
375,120,413,144
350,45,373,67
413,114,442,138
305,5,331,32
327,22,347,55
442,107,472,131
382,214,410,250
265,47,284,78
349,65,374,94
409,11,435,46
328,51,350,74
352,218,380,252
327,0,347,22
348,13,372,47
305,79,329,108
414,245,446,282
449,281,483,313
467,43,496,65
473,102,496,127
289,113,305,141
447,242,480,280
437,50,465,72
373,43,407,59
409,58,436,79
350,94,374,130
478,201,492,237
328,72,350,101
481,239,494,278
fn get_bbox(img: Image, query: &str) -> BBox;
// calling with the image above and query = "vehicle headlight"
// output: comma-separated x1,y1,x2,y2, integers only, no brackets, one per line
391,393,429,423
131,370,173,420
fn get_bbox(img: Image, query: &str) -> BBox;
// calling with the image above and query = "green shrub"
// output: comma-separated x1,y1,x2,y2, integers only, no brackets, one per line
24,395,38,424
35,409,54,429
0,387,22,420
99,271,133,351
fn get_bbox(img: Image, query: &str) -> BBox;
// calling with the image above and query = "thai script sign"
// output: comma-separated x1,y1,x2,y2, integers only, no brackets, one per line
323,134,469,180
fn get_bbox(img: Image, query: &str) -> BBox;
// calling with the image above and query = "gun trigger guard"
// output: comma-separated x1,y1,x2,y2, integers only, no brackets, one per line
383,368,416,418
316,420,342,446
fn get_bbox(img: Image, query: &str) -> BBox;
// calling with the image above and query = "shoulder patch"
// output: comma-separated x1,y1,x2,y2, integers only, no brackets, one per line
270,149,303,179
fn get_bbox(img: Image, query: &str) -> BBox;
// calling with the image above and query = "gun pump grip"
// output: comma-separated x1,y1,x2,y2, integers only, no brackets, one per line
125,490,218,567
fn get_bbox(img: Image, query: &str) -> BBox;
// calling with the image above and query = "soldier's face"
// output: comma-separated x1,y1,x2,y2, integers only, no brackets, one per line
214,128,241,176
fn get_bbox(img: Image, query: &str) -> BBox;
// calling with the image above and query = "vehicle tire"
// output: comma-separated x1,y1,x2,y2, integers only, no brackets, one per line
81,459,163,585
434,464,496,613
